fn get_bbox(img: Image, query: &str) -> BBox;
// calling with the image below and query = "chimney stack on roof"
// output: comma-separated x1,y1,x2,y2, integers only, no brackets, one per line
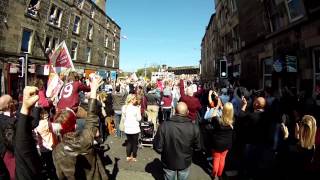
96,0,106,13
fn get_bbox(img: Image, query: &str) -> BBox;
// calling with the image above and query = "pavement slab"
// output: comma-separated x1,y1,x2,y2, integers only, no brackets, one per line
104,136,212,180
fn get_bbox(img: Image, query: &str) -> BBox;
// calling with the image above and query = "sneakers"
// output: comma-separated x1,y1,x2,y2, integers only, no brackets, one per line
126,156,137,162
126,157,132,162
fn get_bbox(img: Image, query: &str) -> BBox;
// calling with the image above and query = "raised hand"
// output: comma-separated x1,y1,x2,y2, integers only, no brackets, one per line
90,75,103,99
21,86,39,115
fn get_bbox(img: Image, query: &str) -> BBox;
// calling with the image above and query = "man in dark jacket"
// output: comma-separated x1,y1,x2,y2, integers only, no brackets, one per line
153,102,201,180
15,86,42,180
0,95,16,179
238,96,275,180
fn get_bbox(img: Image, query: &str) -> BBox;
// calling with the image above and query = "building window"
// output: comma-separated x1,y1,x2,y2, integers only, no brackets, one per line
48,4,63,27
104,54,108,66
313,48,320,93
21,29,33,53
306,0,320,13
27,0,40,17
86,47,91,63
107,22,110,29
44,36,59,54
75,0,84,9
73,15,81,34
263,58,273,88
87,23,93,40
105,35,109,48
113,41,116,51
71,41,78,60
90,6,95,18
112,58,115,68
286,0,305,22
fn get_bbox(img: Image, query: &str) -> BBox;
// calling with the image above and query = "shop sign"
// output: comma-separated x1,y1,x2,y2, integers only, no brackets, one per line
273,59,283,73
84,69,96,78
97,70,108,79
110,71,117,80
285,55,297,72
74,68,85,77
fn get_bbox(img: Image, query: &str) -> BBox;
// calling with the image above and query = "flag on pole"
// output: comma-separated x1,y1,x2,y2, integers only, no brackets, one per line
46,41,74,99
49,41,75,74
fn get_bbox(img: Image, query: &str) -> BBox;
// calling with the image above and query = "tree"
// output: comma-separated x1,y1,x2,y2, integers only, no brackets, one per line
136,65,160,80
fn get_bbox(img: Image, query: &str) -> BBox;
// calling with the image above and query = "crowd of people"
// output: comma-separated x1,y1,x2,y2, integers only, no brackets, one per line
0,70,319,180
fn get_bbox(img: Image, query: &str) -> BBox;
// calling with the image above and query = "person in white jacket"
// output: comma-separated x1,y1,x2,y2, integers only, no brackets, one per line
122,94,141,162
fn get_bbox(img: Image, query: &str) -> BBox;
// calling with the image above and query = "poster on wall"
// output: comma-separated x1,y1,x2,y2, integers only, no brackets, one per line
286,55,297,72
273,59,283,73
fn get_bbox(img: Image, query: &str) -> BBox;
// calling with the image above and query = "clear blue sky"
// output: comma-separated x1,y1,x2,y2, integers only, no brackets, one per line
106,0,214,72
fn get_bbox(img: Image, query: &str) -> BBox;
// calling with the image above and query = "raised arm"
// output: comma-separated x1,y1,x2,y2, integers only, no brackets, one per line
179,79,185,97
15,86,42,179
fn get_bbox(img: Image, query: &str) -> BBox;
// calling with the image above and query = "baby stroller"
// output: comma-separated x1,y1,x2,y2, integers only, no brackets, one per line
140,121,154,147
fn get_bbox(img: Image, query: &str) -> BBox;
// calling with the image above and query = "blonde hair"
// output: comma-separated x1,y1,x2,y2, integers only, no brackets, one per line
221,102,234,127
125,94,136,105
97,92,108,102
299,115,317,149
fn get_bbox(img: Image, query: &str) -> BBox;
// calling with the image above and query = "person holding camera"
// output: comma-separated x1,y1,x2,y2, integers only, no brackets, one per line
238,96,275,180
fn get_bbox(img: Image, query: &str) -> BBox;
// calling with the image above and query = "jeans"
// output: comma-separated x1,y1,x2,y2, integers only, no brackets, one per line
99,117,107,141
162,108,171,121
114,113,122,137
242,144,275,180
163,166,190,180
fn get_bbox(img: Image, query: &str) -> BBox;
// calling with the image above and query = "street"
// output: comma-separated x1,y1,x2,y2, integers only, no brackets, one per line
104,136,212,180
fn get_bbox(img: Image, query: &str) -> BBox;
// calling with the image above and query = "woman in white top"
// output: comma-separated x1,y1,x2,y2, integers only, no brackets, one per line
122,94,141,161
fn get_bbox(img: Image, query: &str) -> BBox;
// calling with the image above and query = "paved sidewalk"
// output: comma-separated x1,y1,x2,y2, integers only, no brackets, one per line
103,136,212,180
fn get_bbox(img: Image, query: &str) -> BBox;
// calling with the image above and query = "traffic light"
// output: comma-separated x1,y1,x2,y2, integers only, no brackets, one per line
220,60,228,78
18,57,25,77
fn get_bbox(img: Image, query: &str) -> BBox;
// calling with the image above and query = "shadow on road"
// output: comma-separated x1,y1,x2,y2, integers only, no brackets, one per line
107,157,120,180
192,150,212,176
145,158,164,180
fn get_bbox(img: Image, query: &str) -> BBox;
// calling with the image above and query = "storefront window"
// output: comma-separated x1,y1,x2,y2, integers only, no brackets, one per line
314,48,320,96
263,58,273,88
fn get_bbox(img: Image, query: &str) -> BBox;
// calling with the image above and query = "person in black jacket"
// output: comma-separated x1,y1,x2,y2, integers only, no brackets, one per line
209,102,234,180
15,86,42,180
238,96,275,180
0,95,16,180
153,102,201,180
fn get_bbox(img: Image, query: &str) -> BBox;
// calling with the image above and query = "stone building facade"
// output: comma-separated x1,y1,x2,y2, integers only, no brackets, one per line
202,0,320,94
0,0,120,97
238,0,320,93
200,0,240,83
201,14,218,83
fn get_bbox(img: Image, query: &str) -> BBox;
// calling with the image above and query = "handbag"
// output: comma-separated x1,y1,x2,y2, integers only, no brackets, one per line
119,105,127,132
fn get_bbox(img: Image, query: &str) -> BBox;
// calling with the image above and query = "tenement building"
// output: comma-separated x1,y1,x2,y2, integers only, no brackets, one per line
201,14,218,83
0,0,120,98
201,0,240,84
202,0,320,95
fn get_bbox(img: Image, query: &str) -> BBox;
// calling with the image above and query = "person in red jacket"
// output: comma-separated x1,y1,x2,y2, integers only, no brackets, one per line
57,72,90,112
33,79,51,109
179,79,201,122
